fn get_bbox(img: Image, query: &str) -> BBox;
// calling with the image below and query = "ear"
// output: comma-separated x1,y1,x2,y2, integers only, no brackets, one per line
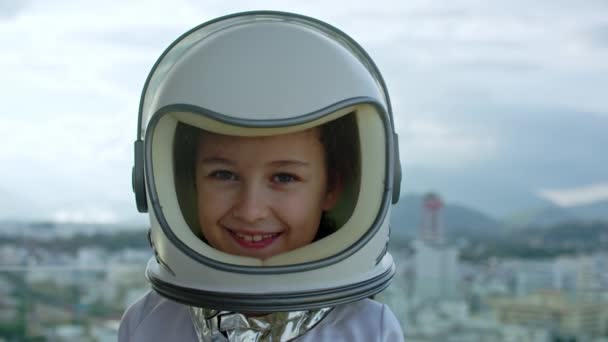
322,181,344,210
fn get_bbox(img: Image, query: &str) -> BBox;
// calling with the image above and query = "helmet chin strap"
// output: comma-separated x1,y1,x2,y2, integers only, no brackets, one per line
188,306,333,341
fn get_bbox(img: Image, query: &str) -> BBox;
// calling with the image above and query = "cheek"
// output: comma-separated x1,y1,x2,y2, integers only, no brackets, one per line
196,188,231,227
277,194,324,235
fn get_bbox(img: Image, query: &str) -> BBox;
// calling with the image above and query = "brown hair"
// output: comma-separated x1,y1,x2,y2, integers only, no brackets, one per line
173,113,360,241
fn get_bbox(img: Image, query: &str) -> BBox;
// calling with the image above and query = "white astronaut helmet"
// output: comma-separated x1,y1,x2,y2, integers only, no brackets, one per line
132,10,402,312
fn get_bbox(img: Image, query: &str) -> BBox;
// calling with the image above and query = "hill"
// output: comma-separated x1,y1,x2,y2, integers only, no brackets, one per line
390,193,501,239
505,200,608,228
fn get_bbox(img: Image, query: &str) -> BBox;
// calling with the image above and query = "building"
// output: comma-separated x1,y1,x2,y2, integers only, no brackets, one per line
412,239,460,300
410,193,461,301
489,290,608,339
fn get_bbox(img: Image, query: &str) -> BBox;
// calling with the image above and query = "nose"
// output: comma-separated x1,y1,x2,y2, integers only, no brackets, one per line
230,182,270,223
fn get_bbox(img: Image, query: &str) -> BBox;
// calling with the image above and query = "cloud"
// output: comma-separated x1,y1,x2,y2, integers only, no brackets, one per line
0,0,28,19
0,0,607,219
398,108,608,216
587,23,608,48
52,207,120,224
538,183,608,207
398,118,498,168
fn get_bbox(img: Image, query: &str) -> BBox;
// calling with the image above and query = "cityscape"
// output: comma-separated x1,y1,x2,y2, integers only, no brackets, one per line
1,194,607,341
2,1,607,341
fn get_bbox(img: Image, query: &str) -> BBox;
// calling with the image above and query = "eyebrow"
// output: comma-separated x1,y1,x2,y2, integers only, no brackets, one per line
200,157,234,165
199,157,310,167
268,160,310,168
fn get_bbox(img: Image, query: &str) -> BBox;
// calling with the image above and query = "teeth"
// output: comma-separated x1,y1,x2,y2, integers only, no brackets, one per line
234,231,276,242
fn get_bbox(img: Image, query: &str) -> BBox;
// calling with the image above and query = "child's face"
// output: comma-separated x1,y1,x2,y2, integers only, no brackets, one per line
194,128,339,259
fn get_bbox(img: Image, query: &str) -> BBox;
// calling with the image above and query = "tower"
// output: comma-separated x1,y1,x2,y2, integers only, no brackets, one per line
420,192,443,244
412,192,460,301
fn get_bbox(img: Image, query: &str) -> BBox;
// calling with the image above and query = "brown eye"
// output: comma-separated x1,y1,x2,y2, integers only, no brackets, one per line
210,170,237,181
272,173,298,184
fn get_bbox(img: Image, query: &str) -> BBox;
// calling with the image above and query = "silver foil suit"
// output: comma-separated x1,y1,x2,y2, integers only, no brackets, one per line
188,306,332,341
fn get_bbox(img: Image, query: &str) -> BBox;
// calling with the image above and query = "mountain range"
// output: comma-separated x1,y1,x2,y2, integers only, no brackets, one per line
502,200,608,227
390,194,608,240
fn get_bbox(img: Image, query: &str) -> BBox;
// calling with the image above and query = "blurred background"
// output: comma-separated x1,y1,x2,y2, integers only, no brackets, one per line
1,0,607,341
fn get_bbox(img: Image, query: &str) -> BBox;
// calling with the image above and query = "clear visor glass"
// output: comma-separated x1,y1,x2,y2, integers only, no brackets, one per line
173,113,361,261
147,105,388,268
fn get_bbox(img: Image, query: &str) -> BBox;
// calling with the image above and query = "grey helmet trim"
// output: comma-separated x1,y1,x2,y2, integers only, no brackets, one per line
145,98,394,274
132,10,402,213
146,258,395,312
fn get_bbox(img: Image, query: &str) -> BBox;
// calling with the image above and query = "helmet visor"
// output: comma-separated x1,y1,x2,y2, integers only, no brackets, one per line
146,103,391,270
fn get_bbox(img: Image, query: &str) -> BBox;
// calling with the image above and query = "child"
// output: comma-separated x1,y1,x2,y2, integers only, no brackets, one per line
121,10,404,341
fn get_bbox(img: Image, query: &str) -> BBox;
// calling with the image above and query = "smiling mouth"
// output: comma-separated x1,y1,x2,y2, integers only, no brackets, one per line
225,228,282,249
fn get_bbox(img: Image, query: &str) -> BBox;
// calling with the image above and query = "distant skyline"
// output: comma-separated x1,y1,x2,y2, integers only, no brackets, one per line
1,0,607,223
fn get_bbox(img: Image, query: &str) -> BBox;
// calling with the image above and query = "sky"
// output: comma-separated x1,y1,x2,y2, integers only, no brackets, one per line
0,0,607,223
